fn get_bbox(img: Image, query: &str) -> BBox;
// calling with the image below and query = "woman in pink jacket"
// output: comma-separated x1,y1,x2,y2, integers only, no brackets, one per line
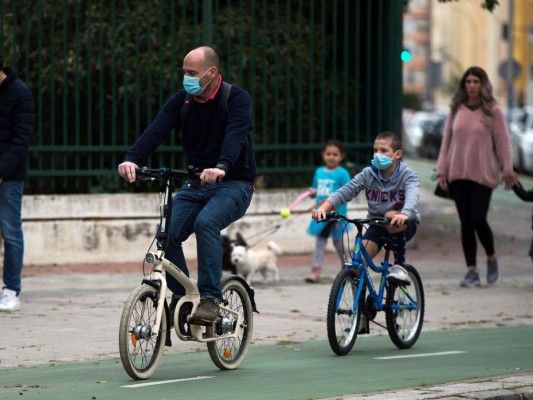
435,66,516,288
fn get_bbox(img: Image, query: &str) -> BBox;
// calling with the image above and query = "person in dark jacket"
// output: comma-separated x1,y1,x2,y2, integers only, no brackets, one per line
118,46,257,323
512,179,533,263
0,55,35,312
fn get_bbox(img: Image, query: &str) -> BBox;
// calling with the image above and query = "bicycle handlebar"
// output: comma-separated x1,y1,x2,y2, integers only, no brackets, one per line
323,211,390,227
135,166,200,182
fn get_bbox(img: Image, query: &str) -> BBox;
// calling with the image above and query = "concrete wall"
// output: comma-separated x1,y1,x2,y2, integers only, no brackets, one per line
18,189,366,266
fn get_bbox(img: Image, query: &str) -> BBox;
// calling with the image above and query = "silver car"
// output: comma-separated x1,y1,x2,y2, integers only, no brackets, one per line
403,111,447,159
509,106,533,175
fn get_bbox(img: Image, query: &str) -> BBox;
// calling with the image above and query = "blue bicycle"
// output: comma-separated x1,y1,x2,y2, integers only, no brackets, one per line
323,212,425,356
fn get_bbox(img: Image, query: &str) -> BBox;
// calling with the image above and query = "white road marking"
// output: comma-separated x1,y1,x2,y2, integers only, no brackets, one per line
122,376,215,388
375,351,466,360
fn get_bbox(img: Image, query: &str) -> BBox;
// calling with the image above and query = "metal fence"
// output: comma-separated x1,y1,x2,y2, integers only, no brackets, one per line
0,0,403,193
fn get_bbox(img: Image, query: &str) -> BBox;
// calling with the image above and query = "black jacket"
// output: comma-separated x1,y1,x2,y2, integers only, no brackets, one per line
125,81,257,183
0,68,34,181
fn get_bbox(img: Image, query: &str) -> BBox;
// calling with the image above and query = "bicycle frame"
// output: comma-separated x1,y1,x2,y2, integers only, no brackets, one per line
142,250,244,343
347,232,390,314
136,167,244,343
341,221,418,315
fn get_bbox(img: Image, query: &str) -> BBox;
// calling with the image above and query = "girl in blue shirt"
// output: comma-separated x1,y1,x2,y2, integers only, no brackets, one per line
306,140,351,283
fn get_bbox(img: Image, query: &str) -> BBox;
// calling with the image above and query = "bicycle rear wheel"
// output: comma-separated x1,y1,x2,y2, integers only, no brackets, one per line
207,278,254,370
119,284,166,380
385,264,425,349
327,269,361,355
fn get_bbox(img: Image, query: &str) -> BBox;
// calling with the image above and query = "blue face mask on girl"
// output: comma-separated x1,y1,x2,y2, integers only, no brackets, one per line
371,153,393,170
182,68,212,96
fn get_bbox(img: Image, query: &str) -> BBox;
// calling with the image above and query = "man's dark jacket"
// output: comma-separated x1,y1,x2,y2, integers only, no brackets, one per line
125,81,257,183
0,68,34,181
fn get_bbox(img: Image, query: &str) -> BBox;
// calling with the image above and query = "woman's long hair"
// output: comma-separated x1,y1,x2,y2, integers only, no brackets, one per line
450,66,496,126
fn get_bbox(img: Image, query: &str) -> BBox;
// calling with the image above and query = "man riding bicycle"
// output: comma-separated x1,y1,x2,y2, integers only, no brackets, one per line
118,46,257,323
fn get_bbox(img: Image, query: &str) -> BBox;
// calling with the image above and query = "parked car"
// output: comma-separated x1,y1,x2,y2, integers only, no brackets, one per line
403,111,447,159
505,107,525,172
509,106,533,175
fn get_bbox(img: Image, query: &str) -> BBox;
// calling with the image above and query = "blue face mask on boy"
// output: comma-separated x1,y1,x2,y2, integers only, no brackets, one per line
182,68,212,96
371,153,393,170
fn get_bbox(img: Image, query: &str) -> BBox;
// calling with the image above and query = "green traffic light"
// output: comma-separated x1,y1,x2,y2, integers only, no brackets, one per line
401,50,412,63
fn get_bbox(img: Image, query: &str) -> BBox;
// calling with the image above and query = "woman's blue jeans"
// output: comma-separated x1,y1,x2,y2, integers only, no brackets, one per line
164,179,253,301
0,181,25,295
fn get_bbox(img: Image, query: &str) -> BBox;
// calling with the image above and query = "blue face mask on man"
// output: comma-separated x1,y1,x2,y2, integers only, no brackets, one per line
371,153,393,170
183,67,213,96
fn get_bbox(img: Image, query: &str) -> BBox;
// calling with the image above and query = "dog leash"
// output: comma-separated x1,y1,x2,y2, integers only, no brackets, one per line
245,224,282,248
249,201,322,247
240,201,324,249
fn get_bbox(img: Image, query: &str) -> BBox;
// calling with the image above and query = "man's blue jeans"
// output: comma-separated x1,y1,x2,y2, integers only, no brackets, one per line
0,181,25,295
165,179,253,301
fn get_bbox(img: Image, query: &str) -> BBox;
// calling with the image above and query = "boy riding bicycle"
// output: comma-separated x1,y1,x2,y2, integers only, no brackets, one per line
312,131,421,285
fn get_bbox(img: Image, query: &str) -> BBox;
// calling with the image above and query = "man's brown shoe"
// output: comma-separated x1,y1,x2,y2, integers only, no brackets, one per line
190,299,220,324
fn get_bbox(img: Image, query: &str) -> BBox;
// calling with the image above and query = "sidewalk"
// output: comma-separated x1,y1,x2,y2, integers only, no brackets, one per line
1,166,533,399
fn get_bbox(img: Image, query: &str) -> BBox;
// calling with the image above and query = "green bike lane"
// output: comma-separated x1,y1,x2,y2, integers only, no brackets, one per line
1,325,532,400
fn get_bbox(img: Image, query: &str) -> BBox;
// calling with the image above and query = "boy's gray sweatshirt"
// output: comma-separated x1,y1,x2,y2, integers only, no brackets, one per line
327,161,421,223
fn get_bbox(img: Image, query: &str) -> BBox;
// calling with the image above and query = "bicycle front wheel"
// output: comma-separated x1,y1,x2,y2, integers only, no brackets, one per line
385,264,425,349
119,284,166,380
327,269,361,356
207,278,254,370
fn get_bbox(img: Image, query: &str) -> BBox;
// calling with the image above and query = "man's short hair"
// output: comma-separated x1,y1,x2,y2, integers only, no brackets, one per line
0,55,3,70
375,131,403,151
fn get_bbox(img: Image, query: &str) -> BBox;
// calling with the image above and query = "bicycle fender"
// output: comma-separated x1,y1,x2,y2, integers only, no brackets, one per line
220,274,259,314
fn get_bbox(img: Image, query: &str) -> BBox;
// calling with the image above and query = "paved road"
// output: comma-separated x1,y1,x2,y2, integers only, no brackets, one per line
0,326,532,400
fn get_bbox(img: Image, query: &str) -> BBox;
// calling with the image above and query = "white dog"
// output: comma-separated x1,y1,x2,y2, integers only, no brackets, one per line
230,241,282,284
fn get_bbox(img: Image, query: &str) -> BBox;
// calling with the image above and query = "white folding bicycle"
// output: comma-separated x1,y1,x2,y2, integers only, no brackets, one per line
118,167,257,380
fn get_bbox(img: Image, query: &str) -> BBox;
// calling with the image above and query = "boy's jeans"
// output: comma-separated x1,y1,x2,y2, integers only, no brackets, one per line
164,179,253,301
0,181,25,295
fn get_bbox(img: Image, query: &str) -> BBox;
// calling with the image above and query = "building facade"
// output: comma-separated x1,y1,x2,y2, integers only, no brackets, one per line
404,0,533,110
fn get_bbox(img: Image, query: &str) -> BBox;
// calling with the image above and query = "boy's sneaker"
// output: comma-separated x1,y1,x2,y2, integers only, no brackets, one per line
487,259,499,284
460,270,481,288
190,299,220,324
0,289,20,312
386,265,410,286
